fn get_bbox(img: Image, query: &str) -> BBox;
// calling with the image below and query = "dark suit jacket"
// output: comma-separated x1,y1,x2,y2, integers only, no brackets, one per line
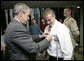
5,18,50,60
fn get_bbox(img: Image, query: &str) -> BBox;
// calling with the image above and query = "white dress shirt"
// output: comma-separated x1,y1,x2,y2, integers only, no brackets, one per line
44,19,73,60
14,18,22,24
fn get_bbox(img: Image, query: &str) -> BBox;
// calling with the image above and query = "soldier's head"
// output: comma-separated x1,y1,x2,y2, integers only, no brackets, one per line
43,8,56,27
64,8,71,17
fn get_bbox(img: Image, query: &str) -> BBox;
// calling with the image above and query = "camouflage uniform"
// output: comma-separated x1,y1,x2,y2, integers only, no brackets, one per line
63,16,79,48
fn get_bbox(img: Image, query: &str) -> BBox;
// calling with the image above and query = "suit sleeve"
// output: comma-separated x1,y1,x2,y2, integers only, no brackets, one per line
11,25,50,54
31,35,42,43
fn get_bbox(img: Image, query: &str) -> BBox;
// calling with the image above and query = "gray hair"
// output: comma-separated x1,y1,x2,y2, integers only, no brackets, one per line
14,3,30,15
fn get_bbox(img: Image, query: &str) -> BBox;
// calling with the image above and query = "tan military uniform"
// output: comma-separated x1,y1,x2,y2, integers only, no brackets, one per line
63,16,79,48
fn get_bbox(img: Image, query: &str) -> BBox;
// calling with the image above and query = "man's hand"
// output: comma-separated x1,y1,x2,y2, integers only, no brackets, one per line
39,32,52,42
39,32,49,38
39,34,46,38
43,32,52,42
46,35,52,42
43,31,49,36
2,43,6,54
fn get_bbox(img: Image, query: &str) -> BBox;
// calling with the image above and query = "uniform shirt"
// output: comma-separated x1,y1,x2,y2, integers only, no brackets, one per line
63,16,79,48
44,19,73,60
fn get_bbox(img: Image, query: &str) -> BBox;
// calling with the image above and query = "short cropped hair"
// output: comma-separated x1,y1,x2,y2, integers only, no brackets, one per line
43,8,55,17
64,8,71,12
14,3,30,15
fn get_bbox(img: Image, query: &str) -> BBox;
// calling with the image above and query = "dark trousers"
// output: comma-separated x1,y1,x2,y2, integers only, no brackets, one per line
49,56,63,60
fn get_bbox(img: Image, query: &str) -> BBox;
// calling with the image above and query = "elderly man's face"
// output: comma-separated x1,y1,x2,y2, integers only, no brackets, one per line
21,9,30,24
45,14,55,27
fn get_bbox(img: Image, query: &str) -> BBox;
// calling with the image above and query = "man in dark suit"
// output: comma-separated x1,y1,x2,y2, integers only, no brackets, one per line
5,3,52,60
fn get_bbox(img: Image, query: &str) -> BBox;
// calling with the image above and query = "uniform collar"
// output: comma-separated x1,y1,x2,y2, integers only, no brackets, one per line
64,16,71,23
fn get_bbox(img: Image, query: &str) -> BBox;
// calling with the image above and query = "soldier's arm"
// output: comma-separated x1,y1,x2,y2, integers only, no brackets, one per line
69,19,79,38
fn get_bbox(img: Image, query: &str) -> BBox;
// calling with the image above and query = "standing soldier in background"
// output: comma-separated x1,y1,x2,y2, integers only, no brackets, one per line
63,8,79,60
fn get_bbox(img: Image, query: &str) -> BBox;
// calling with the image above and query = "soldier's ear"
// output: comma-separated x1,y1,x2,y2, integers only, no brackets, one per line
53,15,56,19
69,11,71,15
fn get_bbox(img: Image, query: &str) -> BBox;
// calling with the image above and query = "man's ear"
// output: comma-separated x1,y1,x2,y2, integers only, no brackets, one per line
19,11,23,17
